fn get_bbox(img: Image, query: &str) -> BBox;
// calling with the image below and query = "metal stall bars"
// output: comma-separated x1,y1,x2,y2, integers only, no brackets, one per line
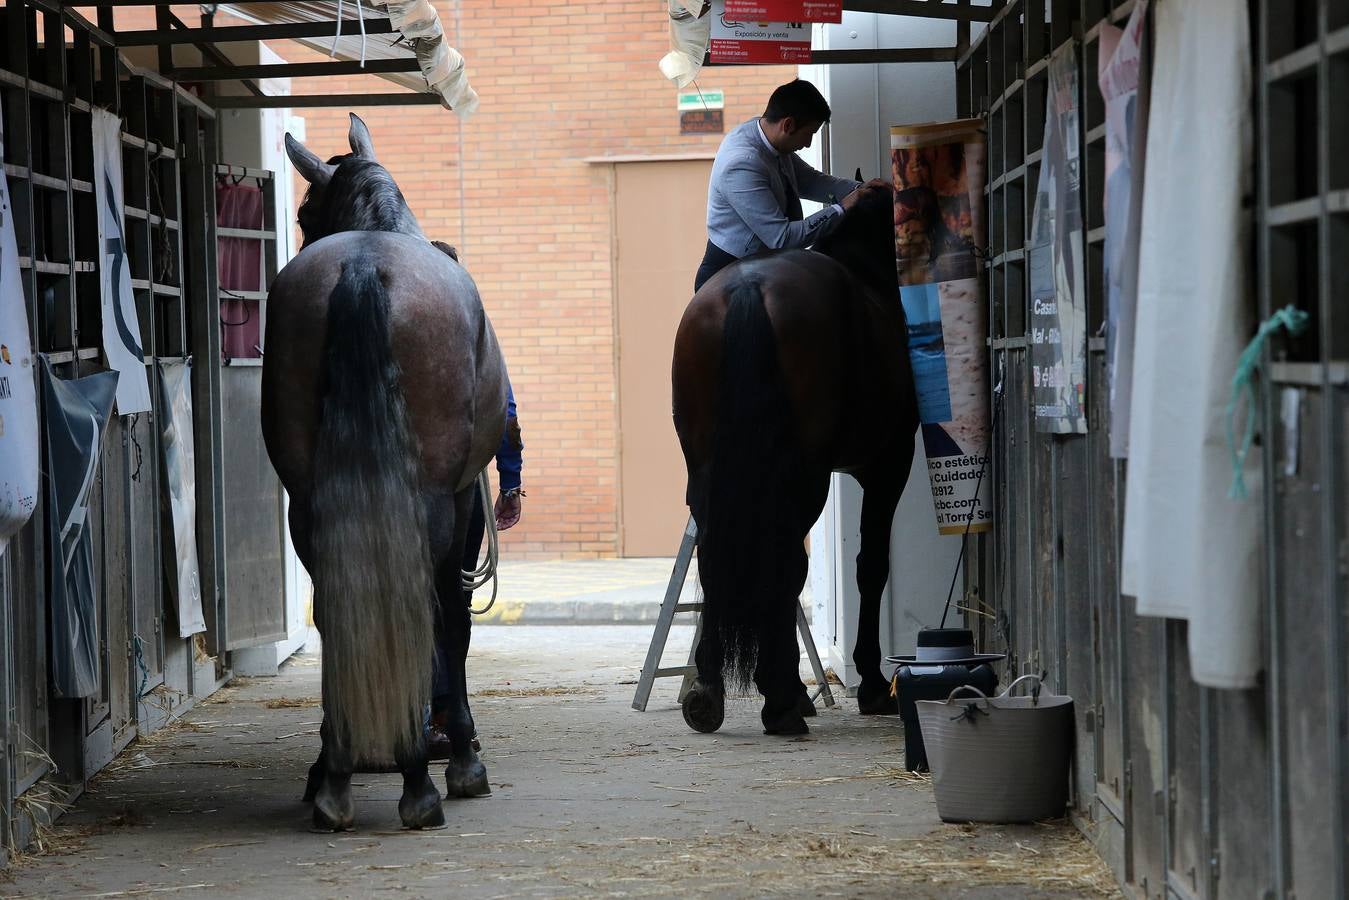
959,0,1349,897
0,2,222,852
1258,3,1348,898
213,162,290,654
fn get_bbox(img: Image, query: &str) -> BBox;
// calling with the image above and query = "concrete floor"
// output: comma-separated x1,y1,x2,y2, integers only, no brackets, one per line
2,627,1116,898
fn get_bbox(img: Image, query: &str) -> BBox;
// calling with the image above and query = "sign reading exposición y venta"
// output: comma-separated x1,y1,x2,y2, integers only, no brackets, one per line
710,1,812,64
723,0,841,23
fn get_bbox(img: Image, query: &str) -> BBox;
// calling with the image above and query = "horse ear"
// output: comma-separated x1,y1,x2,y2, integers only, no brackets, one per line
285,133,333,186
854,167,863,182
348,113,376,160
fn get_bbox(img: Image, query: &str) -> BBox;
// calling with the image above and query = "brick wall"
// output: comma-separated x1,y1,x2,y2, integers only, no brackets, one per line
122,4,791,558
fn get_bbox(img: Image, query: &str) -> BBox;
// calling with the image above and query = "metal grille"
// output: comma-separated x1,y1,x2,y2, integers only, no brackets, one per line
959,1,1347,896
0,2,228,851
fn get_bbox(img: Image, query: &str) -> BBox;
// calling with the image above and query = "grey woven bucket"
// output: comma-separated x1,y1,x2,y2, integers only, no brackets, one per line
915,674,1074,823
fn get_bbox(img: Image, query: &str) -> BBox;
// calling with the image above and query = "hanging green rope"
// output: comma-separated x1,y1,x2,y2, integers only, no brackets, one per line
1225,304,1310,499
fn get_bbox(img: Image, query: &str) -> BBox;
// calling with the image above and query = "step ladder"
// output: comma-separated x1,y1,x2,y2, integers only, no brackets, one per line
631,515,836,711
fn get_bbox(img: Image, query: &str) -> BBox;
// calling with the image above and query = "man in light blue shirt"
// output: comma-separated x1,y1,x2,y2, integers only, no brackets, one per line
696,79,870,291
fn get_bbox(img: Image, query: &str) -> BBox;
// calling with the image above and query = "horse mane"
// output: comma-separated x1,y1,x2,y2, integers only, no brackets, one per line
812,187,899,299
296,155,424,246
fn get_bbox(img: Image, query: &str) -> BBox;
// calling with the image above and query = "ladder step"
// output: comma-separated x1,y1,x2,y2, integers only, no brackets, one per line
673,603,702,612
653,666,697,678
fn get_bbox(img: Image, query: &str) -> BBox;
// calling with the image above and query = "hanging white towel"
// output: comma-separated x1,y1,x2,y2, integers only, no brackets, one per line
1120,0,1259,689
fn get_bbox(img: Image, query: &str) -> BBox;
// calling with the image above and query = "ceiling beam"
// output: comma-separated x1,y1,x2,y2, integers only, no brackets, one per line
842,0,1001,22
169,57,421,82
115,19,398,46
212,91,443,109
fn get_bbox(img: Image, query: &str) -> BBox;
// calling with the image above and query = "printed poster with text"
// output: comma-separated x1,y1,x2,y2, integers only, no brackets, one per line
723,0,841,23
709,0,812,64
1029,43,1088,434
891,119,991,536
1099,1,1150,457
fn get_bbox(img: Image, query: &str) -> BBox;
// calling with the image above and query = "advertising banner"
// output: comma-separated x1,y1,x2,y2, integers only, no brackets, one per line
1099,1,1150,457
0,96,40,555
92,108,152,414
891,119,991,536
159,360,206,638
1029,43,1087,434
723,0,841,23
710,0,812,64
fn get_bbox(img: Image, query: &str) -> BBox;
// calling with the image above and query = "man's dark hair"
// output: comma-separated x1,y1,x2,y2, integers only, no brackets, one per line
762,79,831,125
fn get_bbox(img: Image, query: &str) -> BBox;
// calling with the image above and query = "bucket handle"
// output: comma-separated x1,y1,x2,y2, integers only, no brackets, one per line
999,673,1045,706
941,684,989,704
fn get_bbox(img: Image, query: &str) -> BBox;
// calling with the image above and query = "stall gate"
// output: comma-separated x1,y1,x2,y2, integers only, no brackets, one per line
957,1,1347,897
0,3,286,855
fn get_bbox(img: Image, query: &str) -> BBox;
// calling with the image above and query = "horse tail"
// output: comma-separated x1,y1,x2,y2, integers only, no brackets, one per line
310,255,435,765
697,278,801,690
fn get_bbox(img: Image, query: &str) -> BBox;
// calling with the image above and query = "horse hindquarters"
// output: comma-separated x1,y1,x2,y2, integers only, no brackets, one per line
689,279,809,735
309,256,439,828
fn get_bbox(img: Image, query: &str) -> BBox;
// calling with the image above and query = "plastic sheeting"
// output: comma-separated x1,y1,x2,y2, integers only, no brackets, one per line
42,357,119,699
660,0,712,88
218,0,479,115
217,180,265,361
0,97,39,555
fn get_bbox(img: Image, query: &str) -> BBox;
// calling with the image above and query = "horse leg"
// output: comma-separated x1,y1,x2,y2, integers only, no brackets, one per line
683,618,726,733
286,498,331,804
311,718,356,832
754,535,811,736
437,487,491,799
853,449,911,715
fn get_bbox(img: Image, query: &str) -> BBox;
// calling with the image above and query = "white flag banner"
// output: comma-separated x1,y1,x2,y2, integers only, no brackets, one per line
0,96,40,555
91,108,152,414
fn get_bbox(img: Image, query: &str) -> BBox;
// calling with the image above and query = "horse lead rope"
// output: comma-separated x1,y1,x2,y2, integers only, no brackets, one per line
463,469,500,615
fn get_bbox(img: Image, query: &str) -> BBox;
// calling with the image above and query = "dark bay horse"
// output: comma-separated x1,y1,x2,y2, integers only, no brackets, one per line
262,114,506,830
672,182,919,736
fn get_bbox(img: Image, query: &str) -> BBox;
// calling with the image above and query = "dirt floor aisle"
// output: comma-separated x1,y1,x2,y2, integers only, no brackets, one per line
2,626,1117,898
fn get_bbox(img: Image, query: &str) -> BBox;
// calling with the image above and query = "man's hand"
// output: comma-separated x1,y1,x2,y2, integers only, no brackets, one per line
840,178,894,211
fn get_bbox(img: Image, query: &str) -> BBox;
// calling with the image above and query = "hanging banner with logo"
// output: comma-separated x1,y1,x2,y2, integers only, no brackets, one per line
158,360,206,638
1029,43,1087,434
891,119,991,536
43,357,120,699
0,99,40,556
1100,1,1150,458
92,108,152,415
724,0,841,23
709,0,812,64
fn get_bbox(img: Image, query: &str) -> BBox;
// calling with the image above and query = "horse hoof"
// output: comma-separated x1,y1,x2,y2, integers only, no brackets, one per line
857,689,899,716
444,754,491,799
399,777,446,830
312,793,355,832
797,694,818,718
682,682,725,734
763,710,810,736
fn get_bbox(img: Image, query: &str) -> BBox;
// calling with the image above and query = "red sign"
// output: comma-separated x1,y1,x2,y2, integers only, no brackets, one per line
710,13,813,64
723,0,841,23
